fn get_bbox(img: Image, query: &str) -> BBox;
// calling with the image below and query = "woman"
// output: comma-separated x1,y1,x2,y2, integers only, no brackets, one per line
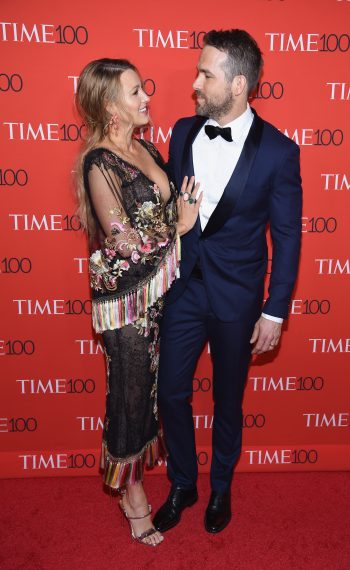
75,58,201,546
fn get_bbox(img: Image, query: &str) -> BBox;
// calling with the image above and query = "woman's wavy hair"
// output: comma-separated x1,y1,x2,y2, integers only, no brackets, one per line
75,58,137,239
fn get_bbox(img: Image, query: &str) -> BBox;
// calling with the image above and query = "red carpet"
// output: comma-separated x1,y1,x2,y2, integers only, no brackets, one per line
1,472,349,570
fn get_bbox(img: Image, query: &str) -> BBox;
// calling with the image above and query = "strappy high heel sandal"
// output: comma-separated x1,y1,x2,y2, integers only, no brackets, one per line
119,499,163,547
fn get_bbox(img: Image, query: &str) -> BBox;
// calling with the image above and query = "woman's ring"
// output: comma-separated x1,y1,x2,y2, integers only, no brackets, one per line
182,191,191,202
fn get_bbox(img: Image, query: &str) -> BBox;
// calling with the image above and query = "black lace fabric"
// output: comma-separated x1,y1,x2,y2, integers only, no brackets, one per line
102,300,161,458
83,140,176,488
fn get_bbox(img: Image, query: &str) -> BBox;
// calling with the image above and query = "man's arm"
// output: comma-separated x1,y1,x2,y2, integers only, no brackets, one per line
251,142,302,354
264,142,302,317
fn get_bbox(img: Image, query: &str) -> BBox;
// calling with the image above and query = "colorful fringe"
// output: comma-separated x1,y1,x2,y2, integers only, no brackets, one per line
92,234,181,333
101,432,167,490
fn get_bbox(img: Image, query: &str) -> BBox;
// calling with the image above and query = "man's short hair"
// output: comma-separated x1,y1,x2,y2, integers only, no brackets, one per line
204,29,263,93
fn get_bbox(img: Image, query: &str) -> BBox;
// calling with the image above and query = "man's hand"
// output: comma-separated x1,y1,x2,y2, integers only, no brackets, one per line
250,316,282,355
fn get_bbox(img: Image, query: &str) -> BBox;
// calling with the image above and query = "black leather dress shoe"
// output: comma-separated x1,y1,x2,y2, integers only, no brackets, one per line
153,486,198,532
204,491,231,533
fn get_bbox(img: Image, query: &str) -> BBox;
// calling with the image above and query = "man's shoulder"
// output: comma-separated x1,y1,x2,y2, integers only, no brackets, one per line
259,114,299,151
172,115,203,136
173,115,199,128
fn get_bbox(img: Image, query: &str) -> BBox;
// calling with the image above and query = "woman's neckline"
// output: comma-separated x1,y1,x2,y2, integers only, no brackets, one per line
92,138,155,174
90,139,170,198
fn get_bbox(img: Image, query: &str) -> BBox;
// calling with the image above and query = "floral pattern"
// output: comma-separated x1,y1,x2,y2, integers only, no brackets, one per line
89,178,176,293
101,150,139,183
132,298,164,419
90,248,130,292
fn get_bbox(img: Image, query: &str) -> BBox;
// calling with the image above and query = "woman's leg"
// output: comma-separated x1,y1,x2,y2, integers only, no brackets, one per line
122,481,164,545
102,313,164,545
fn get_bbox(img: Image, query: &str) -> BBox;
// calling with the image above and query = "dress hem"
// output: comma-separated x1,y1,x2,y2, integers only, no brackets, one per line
101,431,167,490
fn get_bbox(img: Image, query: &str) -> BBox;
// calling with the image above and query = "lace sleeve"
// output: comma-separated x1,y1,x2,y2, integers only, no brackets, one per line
88,162,141,258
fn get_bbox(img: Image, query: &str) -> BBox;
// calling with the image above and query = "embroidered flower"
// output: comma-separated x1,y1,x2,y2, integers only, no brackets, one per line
131,250,141,264
156,237,169,248
111,259,130,274
137,201,156,220
89,249,130,292
107,275,117,288
104,247,116,260
90,250,109,272
139,241,153,253
111,221,125,232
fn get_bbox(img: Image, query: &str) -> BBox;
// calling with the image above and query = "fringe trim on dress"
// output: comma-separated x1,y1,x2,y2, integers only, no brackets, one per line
101,431,167,489
92,234,181,333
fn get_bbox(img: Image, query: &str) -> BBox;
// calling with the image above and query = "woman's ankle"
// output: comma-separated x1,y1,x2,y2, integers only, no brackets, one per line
125,483,148,511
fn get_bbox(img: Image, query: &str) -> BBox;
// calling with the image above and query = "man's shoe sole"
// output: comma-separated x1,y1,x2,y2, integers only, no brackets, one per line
204,514,232,534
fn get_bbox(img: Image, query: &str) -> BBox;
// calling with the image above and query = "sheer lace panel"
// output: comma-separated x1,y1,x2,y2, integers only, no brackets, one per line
88,163,141,257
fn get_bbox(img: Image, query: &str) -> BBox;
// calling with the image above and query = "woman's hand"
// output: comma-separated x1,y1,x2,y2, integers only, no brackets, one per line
176,176,202,236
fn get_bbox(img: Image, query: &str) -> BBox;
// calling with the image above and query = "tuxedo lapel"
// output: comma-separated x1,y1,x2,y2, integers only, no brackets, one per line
179,116,206,237
201,110,264,239
181,116,207,182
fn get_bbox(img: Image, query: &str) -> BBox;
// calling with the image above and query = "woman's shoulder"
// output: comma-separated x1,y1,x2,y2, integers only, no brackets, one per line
84,146,143,187
83,146,129,177
83,147,104,173
84,146,112,167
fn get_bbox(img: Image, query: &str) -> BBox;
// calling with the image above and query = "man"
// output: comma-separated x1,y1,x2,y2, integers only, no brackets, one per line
153,29,302,534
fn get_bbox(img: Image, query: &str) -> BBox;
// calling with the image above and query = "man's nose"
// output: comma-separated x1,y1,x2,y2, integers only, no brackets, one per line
193,76,201,90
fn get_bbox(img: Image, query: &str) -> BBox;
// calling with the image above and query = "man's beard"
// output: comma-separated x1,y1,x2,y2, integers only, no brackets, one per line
195,88,234,121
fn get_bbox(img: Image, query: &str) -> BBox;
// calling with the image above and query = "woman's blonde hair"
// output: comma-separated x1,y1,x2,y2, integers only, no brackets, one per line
75,58,137,239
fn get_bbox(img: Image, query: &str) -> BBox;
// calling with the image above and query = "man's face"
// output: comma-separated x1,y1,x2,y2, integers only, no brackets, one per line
193,45,234,121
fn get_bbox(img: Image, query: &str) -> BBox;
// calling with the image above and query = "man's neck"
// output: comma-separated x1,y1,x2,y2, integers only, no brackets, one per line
213,101,248,126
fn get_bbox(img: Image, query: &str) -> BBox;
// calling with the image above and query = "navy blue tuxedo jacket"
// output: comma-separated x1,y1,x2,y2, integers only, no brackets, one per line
166,109,302,321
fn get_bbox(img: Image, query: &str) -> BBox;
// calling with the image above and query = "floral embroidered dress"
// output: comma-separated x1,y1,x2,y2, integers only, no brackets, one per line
83,139,180,489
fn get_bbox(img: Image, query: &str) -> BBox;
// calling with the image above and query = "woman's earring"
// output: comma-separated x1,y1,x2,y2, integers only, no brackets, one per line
109,114,119,132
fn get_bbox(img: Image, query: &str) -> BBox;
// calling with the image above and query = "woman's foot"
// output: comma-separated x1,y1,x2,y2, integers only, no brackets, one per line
121,484,164,546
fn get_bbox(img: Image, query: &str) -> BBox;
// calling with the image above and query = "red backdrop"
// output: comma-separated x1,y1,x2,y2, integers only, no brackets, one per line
1,0,350,479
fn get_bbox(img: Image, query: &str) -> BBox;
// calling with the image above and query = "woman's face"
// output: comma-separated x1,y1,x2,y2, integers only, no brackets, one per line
115,69,150,128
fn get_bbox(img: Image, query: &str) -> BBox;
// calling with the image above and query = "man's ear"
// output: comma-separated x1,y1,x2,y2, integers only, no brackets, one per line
232,75,247,97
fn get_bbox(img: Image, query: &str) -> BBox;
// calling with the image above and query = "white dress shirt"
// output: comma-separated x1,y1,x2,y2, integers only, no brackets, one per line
192,105,283,324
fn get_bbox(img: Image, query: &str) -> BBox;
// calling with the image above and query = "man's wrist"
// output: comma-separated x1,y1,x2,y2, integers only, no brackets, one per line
261,312,283,324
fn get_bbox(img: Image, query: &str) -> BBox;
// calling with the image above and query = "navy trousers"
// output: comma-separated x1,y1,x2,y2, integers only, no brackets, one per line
158,277,255,494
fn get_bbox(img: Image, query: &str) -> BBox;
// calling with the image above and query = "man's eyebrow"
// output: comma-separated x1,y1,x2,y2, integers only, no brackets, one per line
197,65,214,75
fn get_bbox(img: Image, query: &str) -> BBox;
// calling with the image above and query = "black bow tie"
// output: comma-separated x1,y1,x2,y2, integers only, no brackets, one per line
205,124,233,142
